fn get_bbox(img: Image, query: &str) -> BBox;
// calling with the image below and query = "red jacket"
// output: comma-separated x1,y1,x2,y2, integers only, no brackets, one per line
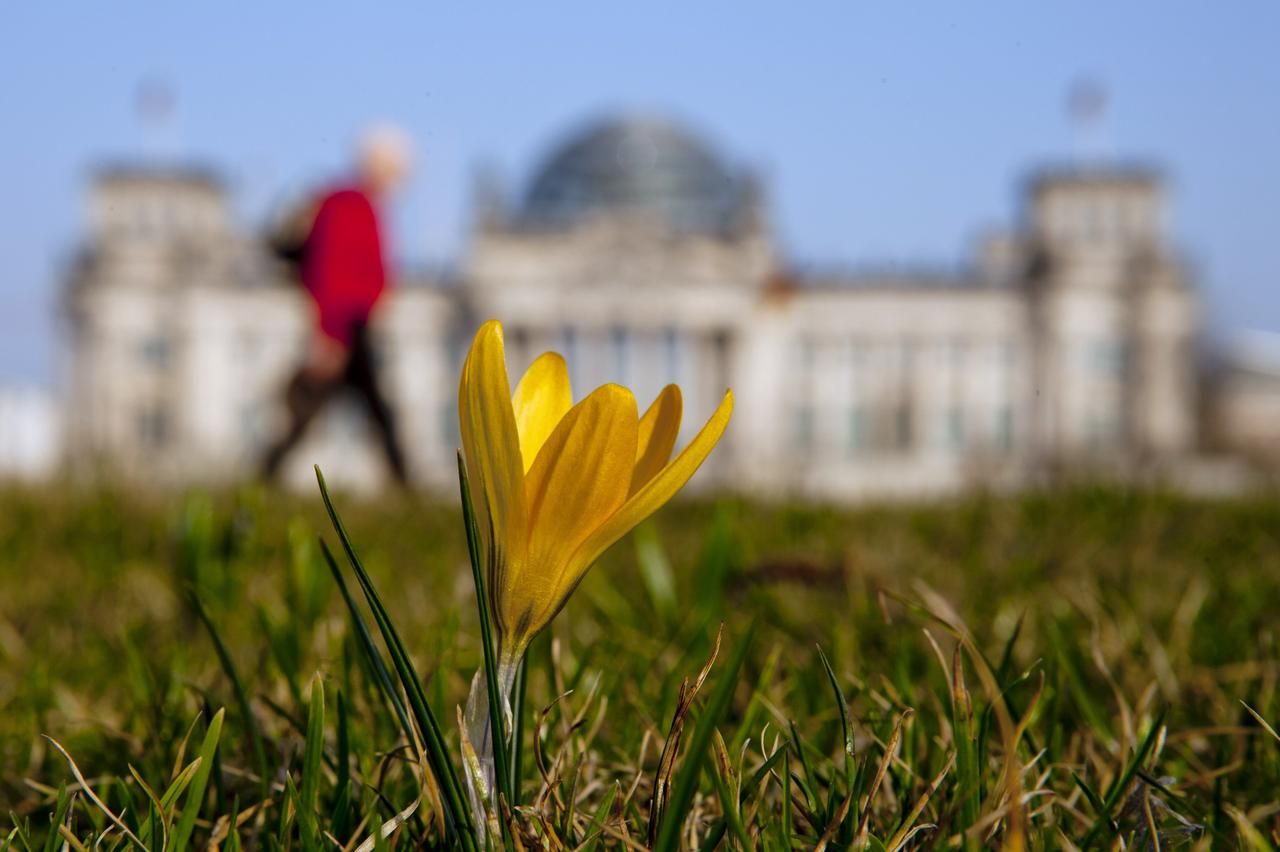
301,186,387,347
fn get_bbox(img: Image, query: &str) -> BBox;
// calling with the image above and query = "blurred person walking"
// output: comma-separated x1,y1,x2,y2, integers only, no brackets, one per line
261,126,412,485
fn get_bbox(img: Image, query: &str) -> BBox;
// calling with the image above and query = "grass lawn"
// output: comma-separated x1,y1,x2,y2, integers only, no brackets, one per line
2,483,1280,848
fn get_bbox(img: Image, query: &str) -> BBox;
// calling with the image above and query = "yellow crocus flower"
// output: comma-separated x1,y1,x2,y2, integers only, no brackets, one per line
458,319,734,664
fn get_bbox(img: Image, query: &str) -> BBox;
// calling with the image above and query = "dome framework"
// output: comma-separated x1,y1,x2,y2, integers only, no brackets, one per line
519,115,749,235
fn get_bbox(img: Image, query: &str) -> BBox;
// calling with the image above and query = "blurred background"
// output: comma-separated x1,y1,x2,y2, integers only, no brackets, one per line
2,2,1279,498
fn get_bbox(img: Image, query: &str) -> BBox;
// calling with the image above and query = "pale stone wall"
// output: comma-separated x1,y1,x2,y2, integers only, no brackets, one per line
753,287,1031,498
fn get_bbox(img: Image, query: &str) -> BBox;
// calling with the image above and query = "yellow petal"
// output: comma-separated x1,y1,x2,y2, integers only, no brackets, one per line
512,352,573,473
458,321,528,597
567,389,733,577
631,385,682,496
502,384,638,640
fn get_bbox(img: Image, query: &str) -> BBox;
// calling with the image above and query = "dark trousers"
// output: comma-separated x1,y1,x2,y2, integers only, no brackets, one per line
261,325,408,485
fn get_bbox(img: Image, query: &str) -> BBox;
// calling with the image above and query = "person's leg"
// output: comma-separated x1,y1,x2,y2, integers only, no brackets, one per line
346,327,409,486
260,369,335,481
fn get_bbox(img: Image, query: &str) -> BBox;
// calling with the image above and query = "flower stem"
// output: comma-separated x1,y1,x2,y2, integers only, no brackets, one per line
463,656,520,842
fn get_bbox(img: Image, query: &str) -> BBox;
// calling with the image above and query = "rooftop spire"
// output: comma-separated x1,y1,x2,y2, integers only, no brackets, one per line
1066,77,1112,164
134,74,178,162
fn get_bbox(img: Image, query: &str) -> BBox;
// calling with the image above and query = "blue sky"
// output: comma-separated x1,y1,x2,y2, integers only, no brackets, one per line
3,2,1278,384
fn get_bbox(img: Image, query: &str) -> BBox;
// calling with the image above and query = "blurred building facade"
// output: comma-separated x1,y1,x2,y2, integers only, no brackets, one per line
56,115,1275,497
1205,331,1280,462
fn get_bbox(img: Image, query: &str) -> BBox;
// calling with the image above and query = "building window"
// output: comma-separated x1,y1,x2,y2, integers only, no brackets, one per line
131,203,148,236
895,404,913,452
995,339,1018,370
662,326,681,383
1087,410,1123,448
797,336,816,372
896,340,915,376
159,198,176,233
712,329,731,386
1097,201,1117,242
1080,202,1100,243
138,404,170,449
995,406,1014,451
848,406,867,456
849,340,867,372
610,325,628,384
510,325,529,353
794,405,815,454
1089,339,1128,377
559,326,578,376
946,407,965,450
139,336,171,368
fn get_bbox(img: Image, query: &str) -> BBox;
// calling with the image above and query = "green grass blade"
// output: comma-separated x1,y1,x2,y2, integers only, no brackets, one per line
694,507,736,614
190,595,268,796
635,524,677,623
171,708,225,852
1079,708,1166,848
653,623,755,852
788,720,820,816
315,466,476,851
710,733,752,851
41,785,71,852
279,773,299,847
746,744,788,794
1047,619,1113,739
298,675,325,850
256,606,303,710
1071,771,1111,827
320,539,433,844
729,646,780,755
950,649,980,833
456,452,512,810
135,754,203,848
128,764,167,850
224,796,242,852
780,749,793,849
580,782,619,852
995,613,1025,684
817,644,854,789
697,822,727,852
334,689,352,840
319,540,411,734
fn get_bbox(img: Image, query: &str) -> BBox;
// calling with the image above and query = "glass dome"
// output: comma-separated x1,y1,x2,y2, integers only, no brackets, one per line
519,115,745,235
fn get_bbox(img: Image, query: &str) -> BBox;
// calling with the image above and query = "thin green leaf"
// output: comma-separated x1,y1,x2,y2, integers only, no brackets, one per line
315,465,476,851
1080,709,1167,847
172,708,225,852
653,623,755,852
580,783,619,852
817,644,854,788
298,675,326,850
190,594,268,796
457,452,513,812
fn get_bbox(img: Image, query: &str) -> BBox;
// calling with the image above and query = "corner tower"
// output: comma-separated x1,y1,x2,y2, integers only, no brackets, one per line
1024,168,1199,462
